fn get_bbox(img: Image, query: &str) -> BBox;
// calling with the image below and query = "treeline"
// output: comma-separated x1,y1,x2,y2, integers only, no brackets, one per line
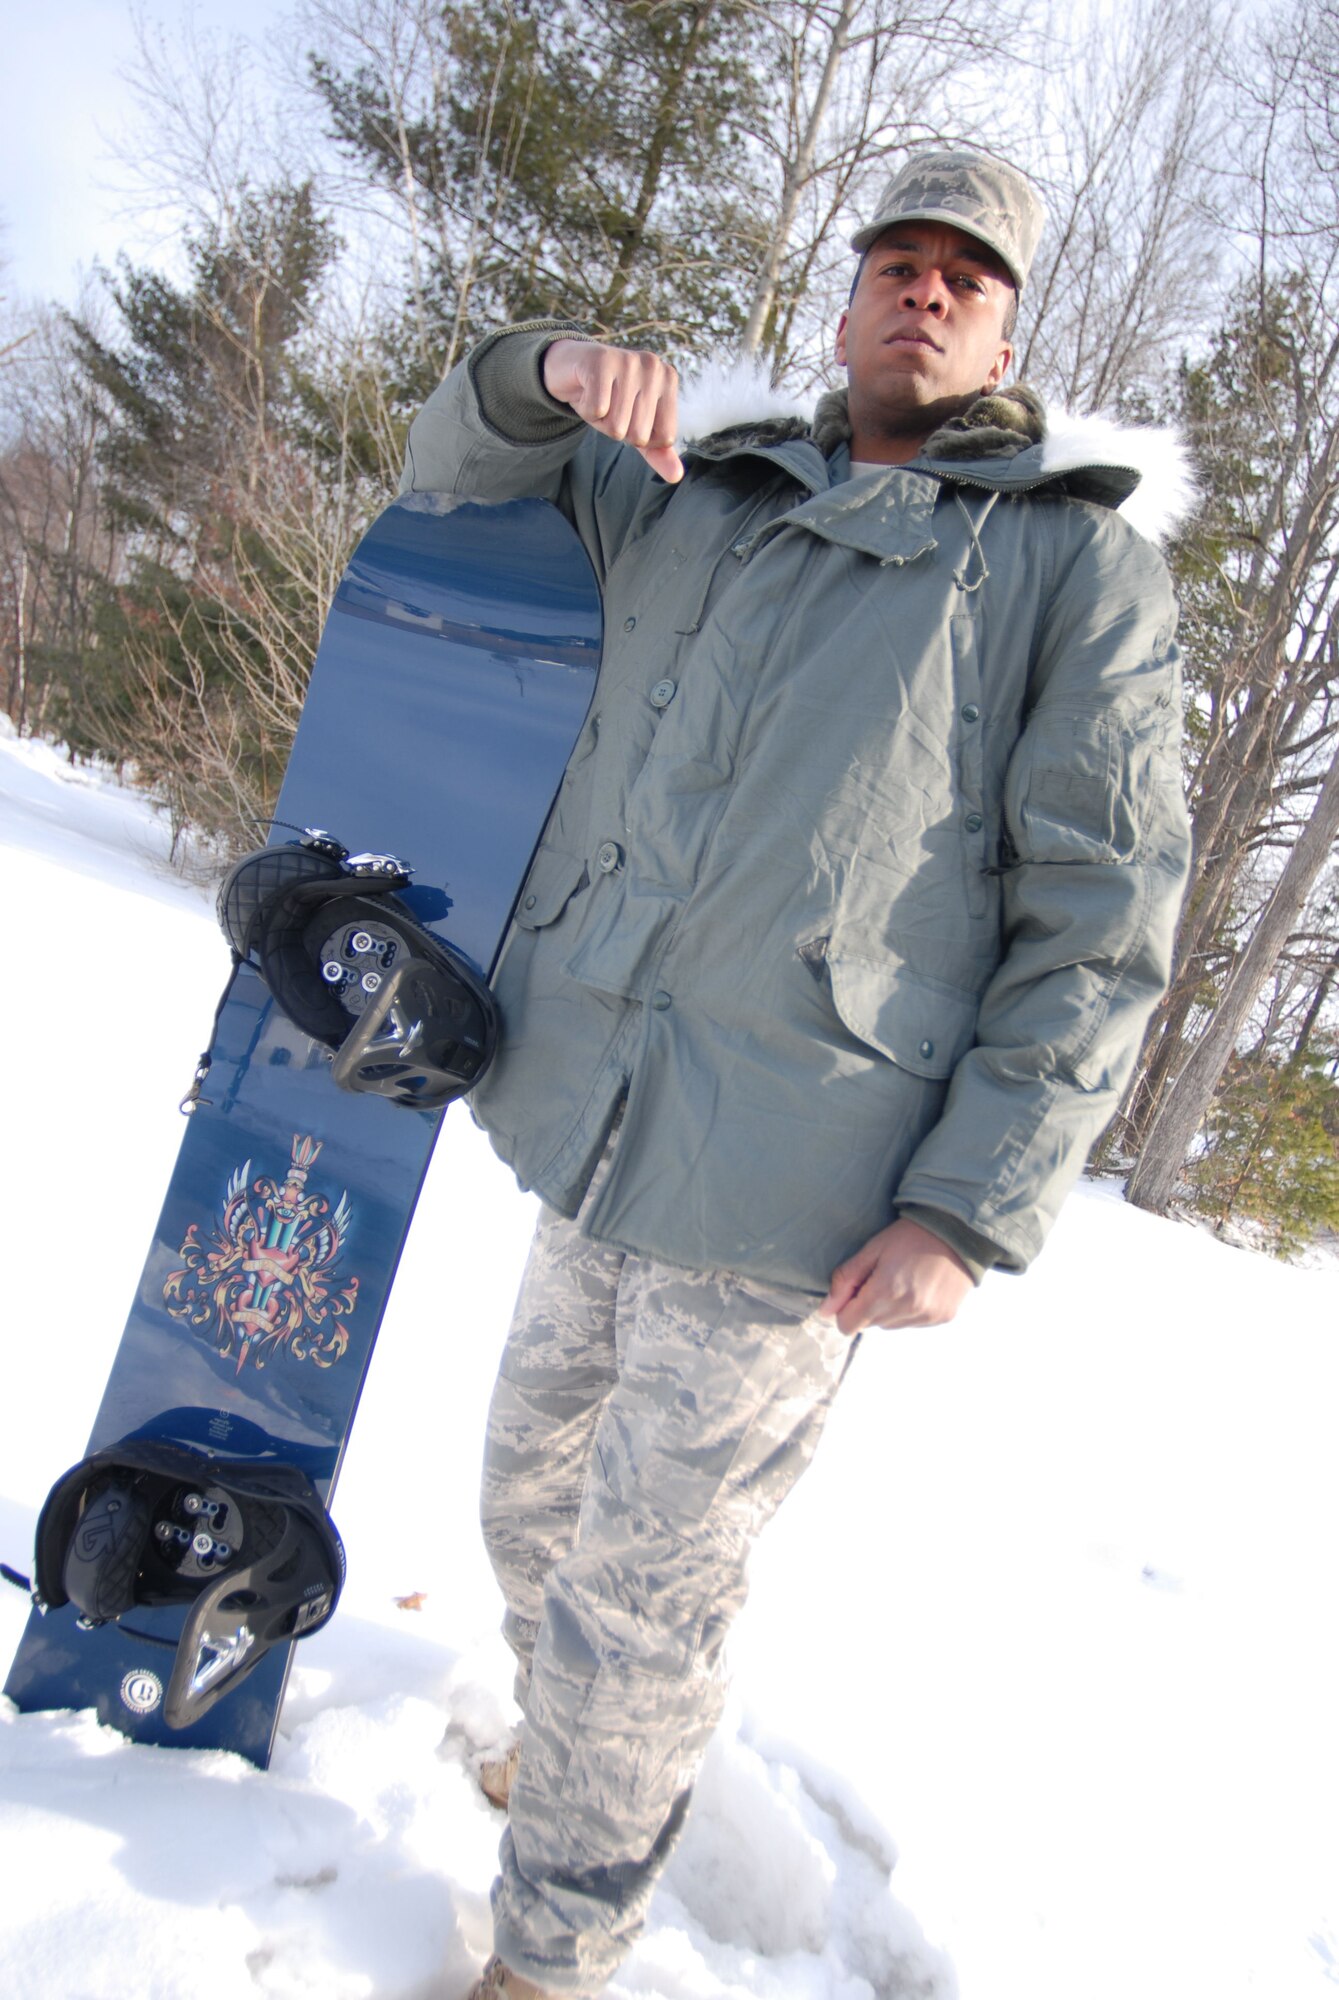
2,0,1338,1250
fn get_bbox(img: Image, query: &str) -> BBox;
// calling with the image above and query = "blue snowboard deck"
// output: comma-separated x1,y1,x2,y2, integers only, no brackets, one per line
4,495,601,1766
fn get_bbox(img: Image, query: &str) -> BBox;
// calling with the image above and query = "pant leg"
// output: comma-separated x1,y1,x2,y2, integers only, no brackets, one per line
480,1203,625,1705
491,1254,856,1994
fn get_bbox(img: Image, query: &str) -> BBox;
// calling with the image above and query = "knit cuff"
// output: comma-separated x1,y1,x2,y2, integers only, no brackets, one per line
467,320,598,444
895,1205,998,1286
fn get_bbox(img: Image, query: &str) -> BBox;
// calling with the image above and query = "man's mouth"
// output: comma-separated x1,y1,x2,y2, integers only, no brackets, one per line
886,329,942,351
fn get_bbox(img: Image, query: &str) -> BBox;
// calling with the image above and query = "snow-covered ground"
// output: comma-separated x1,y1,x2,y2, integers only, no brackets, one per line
1,716,1336,2000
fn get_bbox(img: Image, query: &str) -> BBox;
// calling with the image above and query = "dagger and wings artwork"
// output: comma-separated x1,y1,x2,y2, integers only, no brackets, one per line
163,1135,360,1375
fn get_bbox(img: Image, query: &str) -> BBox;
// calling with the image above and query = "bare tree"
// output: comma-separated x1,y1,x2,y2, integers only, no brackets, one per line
1128,741,1339,1208
0,299,123,737
738,0,862,361
734,0,1035,387
110,6,312,257
1121,0,1339,1211
108,431,358,847
300,0,772,383
1012,0,1227,413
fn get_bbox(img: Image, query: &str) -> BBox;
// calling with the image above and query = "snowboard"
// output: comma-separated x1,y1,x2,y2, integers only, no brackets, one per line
4,494,601,1768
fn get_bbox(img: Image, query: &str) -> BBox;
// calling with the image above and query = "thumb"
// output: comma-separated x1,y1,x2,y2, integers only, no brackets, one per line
817,1241,878,1321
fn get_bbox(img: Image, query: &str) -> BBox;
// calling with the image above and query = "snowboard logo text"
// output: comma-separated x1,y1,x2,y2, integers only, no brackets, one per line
164,1135,359,1373
120,1670,163,1716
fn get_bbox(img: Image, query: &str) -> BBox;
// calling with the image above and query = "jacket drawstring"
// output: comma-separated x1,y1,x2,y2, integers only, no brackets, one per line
953,489,1000,593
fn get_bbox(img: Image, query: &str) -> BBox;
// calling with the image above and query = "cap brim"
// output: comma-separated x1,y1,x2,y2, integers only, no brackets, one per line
849,206,1023,292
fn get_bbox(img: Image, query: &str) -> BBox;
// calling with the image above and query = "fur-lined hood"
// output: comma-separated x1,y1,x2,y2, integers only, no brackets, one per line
676,361,1196,547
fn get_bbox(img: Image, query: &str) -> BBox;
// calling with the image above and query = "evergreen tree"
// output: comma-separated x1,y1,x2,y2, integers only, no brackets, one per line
1113,272,1339,1196
64,181,367,846
1188,1046,1339,1255
72,181,337,559
309,0,764,397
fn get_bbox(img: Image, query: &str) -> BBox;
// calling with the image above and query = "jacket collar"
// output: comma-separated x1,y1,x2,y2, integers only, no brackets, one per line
681,421,830,496
680,376,1196,543
725,459,944,568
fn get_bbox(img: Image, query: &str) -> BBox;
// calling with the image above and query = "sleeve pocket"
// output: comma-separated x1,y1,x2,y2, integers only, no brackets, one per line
826,952,980,1079
1007,708,1139,865
512,845,590,930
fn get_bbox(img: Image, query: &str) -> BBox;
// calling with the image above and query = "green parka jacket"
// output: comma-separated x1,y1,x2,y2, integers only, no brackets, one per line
400,324,1193,1292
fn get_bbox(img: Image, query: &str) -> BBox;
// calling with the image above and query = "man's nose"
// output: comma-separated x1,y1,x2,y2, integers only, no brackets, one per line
900,269,948,314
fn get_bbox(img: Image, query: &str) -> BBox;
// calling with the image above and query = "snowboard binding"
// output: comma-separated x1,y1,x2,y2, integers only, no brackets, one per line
33,1438,345,1729
216,828,498,1110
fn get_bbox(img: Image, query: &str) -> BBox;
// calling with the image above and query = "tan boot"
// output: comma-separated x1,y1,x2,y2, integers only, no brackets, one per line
466,1954,568,1999
478,1740,521,1810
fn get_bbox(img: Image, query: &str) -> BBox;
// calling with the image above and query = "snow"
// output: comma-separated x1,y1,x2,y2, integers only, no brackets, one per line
2,713,1337,2000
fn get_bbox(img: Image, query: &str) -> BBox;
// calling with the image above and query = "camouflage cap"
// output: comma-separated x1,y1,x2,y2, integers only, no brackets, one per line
851,149,1046,293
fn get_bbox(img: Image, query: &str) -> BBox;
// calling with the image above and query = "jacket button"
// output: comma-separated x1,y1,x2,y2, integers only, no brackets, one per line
649,678,677,708
919,1039,935,1059
965,812,984,833
596,841,623,873
523,893,537,910
961,703,980,723
623,615,637,632
652,989,672,1010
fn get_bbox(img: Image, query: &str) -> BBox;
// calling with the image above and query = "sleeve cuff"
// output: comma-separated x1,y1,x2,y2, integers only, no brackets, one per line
467,320,598,444
894,1205,998,1286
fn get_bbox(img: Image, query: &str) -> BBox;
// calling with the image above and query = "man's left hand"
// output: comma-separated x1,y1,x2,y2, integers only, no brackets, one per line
817,1217,973,1333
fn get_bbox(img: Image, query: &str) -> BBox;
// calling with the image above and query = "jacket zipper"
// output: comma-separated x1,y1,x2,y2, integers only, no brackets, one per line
925,462,1140,497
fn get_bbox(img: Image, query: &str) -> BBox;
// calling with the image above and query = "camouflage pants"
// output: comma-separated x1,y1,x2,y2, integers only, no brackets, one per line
480,1179,856,1994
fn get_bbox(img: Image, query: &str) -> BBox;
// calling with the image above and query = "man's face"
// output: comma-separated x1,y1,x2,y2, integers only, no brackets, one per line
835,220,1015,437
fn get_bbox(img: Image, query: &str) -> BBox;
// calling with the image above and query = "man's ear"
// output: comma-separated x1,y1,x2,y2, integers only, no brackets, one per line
982,343,1013,393
835,309,849,367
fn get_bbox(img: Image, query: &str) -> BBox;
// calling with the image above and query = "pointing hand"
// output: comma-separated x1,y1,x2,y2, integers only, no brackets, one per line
542,338,684,483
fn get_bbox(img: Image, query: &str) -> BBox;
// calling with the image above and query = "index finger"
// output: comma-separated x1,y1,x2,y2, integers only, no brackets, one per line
638,443,685,483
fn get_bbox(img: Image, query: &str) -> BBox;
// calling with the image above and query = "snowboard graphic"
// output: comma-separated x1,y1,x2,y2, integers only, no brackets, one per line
4,495,601,1767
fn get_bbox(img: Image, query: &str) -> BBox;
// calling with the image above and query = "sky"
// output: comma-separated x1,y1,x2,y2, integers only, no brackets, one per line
0,1,296,308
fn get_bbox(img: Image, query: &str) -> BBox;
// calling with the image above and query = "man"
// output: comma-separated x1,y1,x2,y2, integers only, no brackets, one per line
400,152,1191,1997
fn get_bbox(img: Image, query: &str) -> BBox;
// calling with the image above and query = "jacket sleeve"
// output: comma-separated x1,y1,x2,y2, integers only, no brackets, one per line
399,319,666,584
893,508,1192,1273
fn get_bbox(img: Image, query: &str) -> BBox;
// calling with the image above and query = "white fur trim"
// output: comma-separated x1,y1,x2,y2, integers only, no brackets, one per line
1040,409,1197,544
676,362,1198,544
678,357,814,442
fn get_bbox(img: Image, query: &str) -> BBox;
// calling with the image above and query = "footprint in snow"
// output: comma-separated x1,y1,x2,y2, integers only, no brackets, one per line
654,1719,957,1999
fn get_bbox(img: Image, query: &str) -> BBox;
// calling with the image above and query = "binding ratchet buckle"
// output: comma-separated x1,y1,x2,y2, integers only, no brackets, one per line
215,828,497,1110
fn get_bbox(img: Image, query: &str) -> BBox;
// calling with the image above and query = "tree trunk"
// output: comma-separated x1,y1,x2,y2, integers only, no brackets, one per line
738,0,858,361
598,3,714,327
1122,615,1339,1149
15,546,28,734
1127,741,1339,1212
1294,945,1339,1057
